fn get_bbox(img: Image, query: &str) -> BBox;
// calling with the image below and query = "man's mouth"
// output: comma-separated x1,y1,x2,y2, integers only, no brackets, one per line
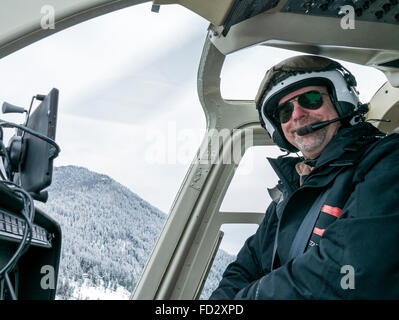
292,124,314,135
291,119,322,135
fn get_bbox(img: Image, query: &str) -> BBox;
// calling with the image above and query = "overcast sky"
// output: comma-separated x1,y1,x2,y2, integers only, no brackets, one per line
0,2,388,254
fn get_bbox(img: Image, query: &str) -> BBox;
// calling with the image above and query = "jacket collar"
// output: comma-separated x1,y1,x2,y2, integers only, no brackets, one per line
313,122,382,169
267,156,301,195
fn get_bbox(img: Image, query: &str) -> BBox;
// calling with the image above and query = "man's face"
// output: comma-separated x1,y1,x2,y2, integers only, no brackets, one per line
279,85,340,159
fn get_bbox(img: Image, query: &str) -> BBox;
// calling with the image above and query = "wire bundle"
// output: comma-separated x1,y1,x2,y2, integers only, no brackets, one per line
0,182,34,299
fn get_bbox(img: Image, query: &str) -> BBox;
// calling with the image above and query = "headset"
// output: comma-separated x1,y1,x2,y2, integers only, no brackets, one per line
258,65,364,153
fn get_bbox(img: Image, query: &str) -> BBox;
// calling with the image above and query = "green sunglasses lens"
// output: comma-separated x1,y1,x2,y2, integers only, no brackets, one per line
276,90,325,123
298,91,323,109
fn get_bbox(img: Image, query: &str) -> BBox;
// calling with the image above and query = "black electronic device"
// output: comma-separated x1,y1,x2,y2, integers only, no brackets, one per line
0,209,52,248
17,88,59,195
0,89,61,300
0,204,61,300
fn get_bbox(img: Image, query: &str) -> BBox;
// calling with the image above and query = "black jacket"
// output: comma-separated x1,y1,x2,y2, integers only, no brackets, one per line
210,122,399,299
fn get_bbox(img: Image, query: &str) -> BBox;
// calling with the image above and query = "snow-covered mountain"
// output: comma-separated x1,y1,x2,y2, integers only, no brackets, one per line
37,165,234,300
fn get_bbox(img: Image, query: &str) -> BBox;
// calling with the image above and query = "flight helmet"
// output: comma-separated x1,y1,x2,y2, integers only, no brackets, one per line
255,55,361,152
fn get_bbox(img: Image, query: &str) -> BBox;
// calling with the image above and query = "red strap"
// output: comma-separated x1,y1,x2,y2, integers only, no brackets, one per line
313,227,325,237
321,205,342,218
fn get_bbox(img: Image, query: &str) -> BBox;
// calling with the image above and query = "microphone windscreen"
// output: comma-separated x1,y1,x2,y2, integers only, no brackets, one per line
296,125,314,136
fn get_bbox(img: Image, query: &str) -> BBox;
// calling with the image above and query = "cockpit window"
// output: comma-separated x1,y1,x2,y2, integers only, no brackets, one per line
0,2,208,299
221,45,387,103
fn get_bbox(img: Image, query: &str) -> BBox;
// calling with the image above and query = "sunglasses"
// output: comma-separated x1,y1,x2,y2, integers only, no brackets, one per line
274,90,329,124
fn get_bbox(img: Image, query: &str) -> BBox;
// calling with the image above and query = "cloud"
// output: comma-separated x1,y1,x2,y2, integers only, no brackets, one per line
0,2,209,107
65,32,207,125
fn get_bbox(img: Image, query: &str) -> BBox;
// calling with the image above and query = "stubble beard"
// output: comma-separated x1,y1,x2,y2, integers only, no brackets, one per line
293,127,328,153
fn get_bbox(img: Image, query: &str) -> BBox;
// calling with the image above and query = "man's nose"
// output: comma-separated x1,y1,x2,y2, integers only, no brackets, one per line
290,101,309,121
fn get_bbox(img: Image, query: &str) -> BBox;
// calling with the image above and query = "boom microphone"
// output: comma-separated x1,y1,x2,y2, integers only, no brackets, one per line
296,104,370,136
296,117,343,136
